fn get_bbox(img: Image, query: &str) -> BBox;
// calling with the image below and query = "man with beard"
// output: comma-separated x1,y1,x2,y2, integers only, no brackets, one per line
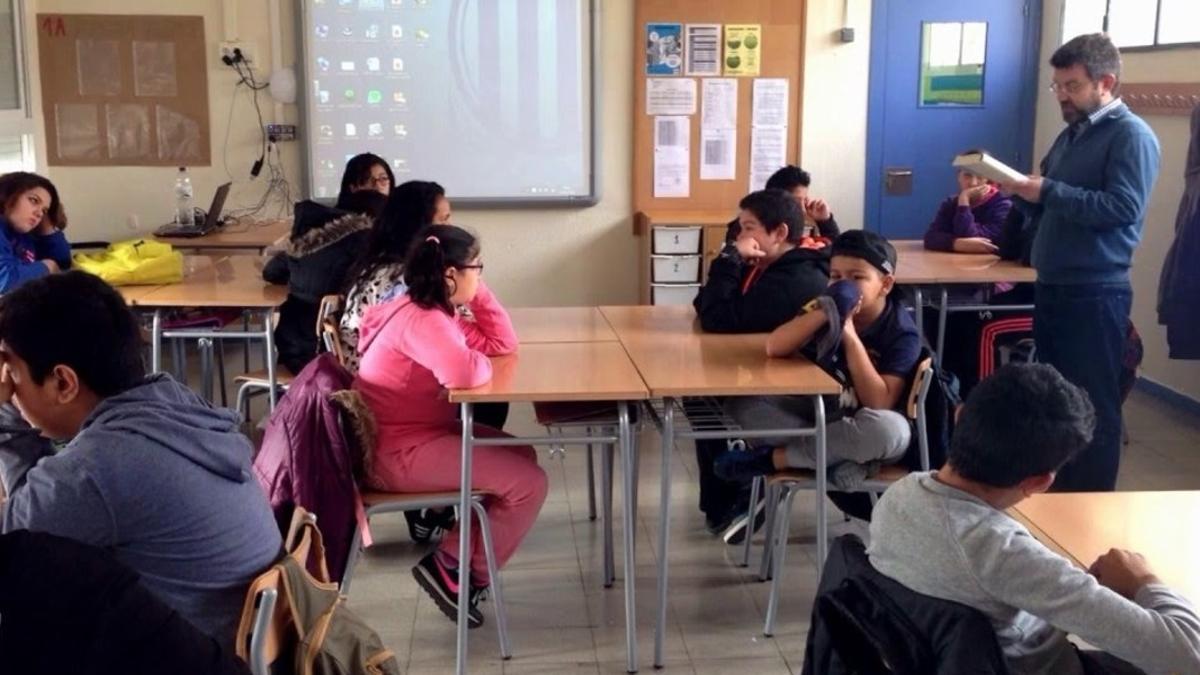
1001,33,1160,492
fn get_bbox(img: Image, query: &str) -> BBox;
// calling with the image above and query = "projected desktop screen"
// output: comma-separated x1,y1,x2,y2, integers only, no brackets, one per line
301,0,595,203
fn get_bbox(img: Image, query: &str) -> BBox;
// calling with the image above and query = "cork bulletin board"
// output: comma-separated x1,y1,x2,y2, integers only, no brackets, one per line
36,14,211,166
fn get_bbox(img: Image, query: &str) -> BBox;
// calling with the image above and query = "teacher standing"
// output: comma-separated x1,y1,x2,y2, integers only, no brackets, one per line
1003,33,1160,492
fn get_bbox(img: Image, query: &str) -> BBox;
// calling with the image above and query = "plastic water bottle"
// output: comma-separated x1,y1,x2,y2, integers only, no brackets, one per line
174,167,195,226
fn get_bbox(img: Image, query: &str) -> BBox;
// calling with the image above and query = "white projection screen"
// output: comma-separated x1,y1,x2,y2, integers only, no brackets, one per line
299,0,598,205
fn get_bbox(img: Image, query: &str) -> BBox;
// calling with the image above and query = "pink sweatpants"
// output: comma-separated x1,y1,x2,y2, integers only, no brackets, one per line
368,424,549,582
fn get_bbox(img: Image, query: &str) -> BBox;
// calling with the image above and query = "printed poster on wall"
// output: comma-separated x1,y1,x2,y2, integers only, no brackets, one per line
723,24,762,77
684,24,721,76
645,23,683,76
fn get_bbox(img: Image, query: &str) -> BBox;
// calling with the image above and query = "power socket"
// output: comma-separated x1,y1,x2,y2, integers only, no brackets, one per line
218,41,258,66
266,124,297,141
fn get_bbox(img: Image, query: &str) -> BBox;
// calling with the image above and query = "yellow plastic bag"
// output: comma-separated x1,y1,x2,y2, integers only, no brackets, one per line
73,239,184,286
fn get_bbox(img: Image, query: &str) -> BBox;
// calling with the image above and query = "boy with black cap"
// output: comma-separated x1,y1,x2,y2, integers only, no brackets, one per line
716,230,920,486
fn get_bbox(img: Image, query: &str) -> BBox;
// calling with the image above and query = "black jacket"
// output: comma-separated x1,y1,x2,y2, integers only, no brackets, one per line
263,201,372,373
693,244,830,333
0,530,251,675
802,535,1009,675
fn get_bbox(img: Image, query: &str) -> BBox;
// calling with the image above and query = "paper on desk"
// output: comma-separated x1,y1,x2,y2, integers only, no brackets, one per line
699,79,737,181
654,115,690,198
685,24,722,76
646,77,697,115
749,125,787,193
752,78,789,127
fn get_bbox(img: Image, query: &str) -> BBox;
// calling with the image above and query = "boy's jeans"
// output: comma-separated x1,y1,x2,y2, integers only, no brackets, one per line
1034,282,1133,492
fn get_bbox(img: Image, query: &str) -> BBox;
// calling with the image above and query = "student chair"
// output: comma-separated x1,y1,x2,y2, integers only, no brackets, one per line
341,490,514,660
755,357,934,637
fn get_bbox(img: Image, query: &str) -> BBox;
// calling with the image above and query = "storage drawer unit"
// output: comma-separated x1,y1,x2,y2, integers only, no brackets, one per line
652,226,702,254
651,283,701,306
650,254,701,283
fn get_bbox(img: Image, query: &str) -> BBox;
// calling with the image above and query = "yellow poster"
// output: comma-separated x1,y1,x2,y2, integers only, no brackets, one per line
723,25,762,76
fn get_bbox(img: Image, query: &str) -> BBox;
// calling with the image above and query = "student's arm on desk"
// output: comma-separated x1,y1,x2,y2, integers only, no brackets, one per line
842,321,906,410
976,527,1200,674
765,308,827,358
697,251,801,334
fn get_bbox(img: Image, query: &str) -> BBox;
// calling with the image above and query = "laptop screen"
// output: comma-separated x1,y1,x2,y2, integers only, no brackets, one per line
204,183,232,230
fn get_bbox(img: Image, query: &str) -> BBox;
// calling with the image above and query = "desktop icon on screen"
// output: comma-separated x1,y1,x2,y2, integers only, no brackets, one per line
367,89,383,104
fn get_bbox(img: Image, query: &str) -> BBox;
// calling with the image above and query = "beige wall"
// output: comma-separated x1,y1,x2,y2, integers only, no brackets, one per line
1035,0,1200,401
20,0,874,306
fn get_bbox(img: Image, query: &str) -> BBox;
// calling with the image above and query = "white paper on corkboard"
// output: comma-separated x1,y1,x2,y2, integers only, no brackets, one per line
37,14,210,167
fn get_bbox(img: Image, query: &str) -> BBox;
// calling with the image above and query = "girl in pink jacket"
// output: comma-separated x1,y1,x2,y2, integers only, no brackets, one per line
352,224,547,629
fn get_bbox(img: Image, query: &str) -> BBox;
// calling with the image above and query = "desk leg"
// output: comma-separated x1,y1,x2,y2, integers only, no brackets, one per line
914,287,925,344
936,287,949,367
619,402,638,673
151,310,163,373
813,395,828,567
653,398,675,669
457,402,474,675
264,311,278,410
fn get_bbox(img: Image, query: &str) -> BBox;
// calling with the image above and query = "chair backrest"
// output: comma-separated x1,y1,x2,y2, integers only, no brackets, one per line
905,357,934,421
316,294,347,365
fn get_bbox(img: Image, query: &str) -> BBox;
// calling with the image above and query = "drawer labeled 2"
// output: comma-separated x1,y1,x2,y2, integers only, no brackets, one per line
651,255,701,283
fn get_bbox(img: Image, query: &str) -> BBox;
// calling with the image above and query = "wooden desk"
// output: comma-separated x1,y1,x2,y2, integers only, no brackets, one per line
892,240,1037,285
155,218,290,253
1013,491,1200,603
507,306,619,344
446,342,648,673
136,254,286,308
600,305,840,397
601,304,839,666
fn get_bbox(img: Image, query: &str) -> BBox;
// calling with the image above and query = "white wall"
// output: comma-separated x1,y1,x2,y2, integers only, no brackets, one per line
20,0,875,305
1035,0,1200,401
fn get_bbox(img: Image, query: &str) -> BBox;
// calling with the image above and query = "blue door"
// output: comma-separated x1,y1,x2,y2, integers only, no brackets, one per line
865,0,1042,239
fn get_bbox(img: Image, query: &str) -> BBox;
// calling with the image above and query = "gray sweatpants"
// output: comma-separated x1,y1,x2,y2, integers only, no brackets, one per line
723,395,911,469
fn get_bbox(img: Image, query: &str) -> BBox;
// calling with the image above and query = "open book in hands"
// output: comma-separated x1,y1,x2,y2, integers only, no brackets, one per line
952,151,1026,184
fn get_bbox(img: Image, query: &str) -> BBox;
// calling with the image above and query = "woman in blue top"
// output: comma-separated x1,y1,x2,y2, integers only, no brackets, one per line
0,172,71,292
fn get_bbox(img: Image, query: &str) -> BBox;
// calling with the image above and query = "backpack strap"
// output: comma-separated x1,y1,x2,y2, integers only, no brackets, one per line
285,507,332,584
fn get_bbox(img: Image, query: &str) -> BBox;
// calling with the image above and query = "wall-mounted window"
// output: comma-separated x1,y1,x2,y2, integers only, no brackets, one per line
1063,0,1200,50
0,0,36,172
919,21,988,107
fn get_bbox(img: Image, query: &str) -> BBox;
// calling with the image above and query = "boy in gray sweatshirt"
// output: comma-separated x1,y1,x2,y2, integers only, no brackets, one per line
0,271,282,650
867,363,1200,675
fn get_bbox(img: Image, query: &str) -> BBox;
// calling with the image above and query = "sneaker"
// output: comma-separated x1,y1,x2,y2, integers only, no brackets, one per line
714,444,776,482
404,509,435,543
705,510,737,537
412,552,484,628
721,495,768,545
427,507,458,538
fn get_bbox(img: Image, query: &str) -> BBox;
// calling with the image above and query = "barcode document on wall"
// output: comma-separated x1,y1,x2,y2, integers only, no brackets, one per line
654,115,690,198
700,78,737,180
685,24,722,76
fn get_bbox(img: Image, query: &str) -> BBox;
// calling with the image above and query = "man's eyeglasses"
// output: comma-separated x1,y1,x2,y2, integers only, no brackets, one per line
1048,80,1087,94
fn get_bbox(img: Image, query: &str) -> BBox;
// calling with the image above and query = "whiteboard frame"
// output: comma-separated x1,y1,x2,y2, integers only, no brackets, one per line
296,0,600,208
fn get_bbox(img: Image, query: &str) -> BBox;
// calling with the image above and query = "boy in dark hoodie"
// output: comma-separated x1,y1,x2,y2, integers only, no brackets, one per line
0,271,281,650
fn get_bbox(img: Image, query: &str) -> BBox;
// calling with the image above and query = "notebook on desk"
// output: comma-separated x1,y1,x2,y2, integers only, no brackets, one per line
154,182,231,238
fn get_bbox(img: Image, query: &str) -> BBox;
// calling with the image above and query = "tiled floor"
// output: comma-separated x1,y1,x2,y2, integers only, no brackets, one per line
338,388,1200,674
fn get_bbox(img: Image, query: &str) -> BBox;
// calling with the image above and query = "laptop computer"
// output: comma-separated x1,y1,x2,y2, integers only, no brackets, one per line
155,182,231,238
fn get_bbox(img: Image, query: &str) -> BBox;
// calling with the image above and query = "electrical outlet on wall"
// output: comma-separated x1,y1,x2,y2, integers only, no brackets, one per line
218,41,258,66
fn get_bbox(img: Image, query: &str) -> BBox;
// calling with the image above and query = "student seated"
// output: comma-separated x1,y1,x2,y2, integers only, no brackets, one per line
262,190,386,374
923,153,1014,254
763,164,841,238
340,179,451,373
694,188,831,334
0,171,71,293
867,363,1200,675
715,230,919,489
352,225,547,629
0,272,282,650
336,152,394,205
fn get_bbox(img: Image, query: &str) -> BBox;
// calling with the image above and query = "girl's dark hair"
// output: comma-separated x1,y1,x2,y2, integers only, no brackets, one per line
336,153,395,207
343,180,446,293
0,171,67,230
403,224,480,314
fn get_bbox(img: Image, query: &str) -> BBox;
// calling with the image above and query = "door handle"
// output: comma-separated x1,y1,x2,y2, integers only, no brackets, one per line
886,169,913,177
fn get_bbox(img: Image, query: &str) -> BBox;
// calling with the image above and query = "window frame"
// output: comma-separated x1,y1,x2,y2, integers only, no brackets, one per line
1085,0,1200,53
0,0,37,172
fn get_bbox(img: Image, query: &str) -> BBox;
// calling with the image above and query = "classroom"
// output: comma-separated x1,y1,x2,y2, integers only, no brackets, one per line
1,0,1199,673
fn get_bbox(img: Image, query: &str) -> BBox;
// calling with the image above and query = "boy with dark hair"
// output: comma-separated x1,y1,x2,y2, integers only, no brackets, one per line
764,164,840,237
691,188,832,538
868,363,1200,675
0,271,282,650
716,230,919,488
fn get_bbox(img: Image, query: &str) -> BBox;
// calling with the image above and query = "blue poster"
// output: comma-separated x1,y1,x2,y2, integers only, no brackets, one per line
645,23,683,76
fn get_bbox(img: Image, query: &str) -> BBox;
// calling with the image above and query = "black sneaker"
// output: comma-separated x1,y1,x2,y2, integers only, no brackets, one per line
721,496,768,545
404,509,435,543
412,552,484,628
714,444,776,482
427,507,458,539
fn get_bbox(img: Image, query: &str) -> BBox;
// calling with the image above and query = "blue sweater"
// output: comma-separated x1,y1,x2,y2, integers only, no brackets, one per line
1021,102,1160,285
0,216,73,292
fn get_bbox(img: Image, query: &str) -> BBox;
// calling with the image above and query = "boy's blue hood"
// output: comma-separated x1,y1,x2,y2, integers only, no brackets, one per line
77,374,252,483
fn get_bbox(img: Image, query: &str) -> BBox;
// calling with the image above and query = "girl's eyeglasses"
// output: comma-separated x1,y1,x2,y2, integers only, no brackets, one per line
458,264,484,273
